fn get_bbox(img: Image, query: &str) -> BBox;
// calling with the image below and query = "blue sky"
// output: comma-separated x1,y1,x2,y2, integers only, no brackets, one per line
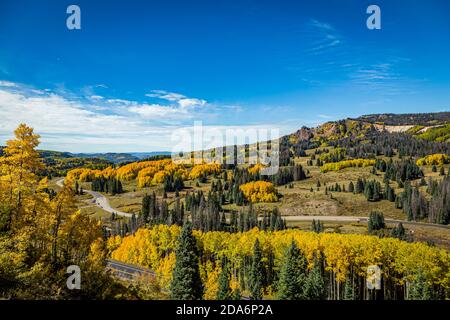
0,0,449,152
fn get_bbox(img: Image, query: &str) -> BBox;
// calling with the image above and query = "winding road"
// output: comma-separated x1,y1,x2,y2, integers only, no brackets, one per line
56,178,133,218
56,178,449,231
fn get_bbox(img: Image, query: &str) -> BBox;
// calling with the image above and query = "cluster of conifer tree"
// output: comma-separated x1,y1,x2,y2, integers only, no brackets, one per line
140,190,287,234
396,177,449,224
91,176,123,195
141,192,181,225
163,174,184,192
108,213,142,237
326,179,396,203
380,159,423,185
230,164,307,188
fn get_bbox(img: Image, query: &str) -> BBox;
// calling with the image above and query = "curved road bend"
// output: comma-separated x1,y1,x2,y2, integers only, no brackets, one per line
56,178,133,218
56,179,448,230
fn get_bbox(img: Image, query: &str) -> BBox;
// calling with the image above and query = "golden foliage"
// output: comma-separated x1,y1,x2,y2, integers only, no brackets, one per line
0,124,108,293
239,181,278,202
67,158,190,188
248,163,267,175
112,225,450,297
189,163,221,179
416,153,450,166
320,158,376,172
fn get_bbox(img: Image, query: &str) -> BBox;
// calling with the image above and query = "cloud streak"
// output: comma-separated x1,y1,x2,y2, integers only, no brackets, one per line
0,81,261,153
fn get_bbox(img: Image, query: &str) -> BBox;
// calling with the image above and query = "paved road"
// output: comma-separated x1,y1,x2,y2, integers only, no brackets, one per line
107,259,250,299
282,215,450,230
56,178,448,230
56,178,133,218
107,259,155,280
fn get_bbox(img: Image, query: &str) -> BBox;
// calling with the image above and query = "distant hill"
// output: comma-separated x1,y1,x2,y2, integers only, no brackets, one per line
352,112,450,126
129,152,172,160
73,152,140,163
285,112,450,145
41,151,171,164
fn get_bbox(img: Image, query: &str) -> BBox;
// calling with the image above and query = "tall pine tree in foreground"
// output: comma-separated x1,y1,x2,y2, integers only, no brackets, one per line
170,223,203,299
249,238,264,300
277,240,307,299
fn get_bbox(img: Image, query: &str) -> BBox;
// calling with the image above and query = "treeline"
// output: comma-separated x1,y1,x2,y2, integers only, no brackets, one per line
326,178,396,203
139,191,286,234
232,164,307,187
378,158,423,185
91,177,123,195
331,132,449,159
355,112,450,126
396,177,450,224
40,156,112,179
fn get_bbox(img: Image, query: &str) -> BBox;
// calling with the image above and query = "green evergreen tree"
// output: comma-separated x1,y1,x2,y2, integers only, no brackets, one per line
304,261,326,300
249,239,264,300
348,181,354,193
277,240,307,300
368,211,385,233
391,222,406,240
343,276,355,300
217,257,232,300
170,223,203,299
409,270,434,300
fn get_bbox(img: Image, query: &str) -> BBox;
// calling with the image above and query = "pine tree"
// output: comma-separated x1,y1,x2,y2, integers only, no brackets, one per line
368,211,385,233
217,257,232,300
409,270,433,300
277,240,307,299
304,261,326,300
344,276,355,300
170,223,203,299
391,222,406,240
249,239,264,300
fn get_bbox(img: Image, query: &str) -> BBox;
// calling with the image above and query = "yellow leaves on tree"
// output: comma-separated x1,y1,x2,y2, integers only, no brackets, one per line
248,163,267,175
416,153,450,166
111,225,450,296
136,161,187,188
320,158,376,172
109,225,181,288
0,123,43,220
240,181,278,202
67,159,190,189
189,163,221,180
0,124,106,273
117,159,173,181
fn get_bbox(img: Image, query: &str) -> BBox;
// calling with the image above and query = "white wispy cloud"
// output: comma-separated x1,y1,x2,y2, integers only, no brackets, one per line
305,19,342,55
146,90,207,108
0,80,18,87
0,81,250,152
